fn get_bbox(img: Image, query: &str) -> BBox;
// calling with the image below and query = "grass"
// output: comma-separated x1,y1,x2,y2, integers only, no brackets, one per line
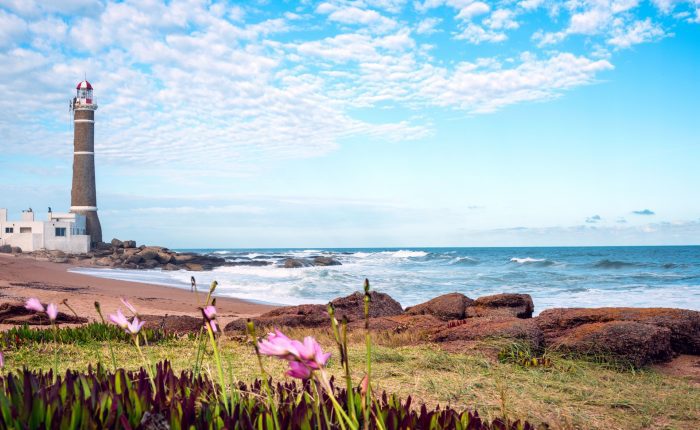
3,330,698,430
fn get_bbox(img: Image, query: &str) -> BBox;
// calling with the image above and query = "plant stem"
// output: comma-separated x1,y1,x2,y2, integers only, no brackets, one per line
94,305,117,371
318,370,357,430
204,321,229,415
134,335,155,392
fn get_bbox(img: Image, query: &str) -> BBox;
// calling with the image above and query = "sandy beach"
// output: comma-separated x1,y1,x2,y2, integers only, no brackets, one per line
0,253,275,329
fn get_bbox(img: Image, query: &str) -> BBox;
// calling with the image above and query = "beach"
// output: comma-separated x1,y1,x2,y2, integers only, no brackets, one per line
0,253,275,329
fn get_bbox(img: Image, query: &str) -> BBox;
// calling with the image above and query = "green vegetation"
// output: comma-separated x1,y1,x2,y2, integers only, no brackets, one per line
2,334,698,429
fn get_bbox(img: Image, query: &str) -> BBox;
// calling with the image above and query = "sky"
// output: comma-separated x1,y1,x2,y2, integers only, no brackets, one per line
0,0,699,248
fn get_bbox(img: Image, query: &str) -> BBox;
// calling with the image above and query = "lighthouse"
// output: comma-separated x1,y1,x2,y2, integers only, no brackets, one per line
70,80,102,245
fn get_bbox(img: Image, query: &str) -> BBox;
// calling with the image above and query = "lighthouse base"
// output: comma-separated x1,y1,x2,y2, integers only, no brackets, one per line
72,210,102,246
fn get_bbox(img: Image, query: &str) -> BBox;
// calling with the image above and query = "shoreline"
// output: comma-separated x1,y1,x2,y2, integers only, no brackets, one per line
0,253,276,329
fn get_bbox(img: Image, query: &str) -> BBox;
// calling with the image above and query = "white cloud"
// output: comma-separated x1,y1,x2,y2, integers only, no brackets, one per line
455,23,508,43
416,17,441,34
607,18,667,48
316,3,398,33
0,9,27,48
455,2,490,20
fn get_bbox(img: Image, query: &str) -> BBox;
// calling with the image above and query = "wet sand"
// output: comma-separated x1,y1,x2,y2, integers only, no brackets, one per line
0,253,275,328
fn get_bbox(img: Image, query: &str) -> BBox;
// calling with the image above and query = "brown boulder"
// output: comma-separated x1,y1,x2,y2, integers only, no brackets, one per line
94,257,113,266
184,263,204,271
126,254,143,264
467,293,534,319
348,314,443,334
162,263,180,271
140,260,160,269
226,304,328,332
138,247,160,261
140,314,203,334
172,253,196,264
406,293,473,321
123,240,137,248
536,307,700,355
331,291,403,321
0,302,88,325
155,250,173,264
226,290,404,332
313,256,342,266
282,258,313,268
549,321,673,367
431,317,544,349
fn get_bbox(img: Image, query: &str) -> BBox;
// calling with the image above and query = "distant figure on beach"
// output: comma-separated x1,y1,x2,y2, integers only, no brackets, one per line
191,276,196,292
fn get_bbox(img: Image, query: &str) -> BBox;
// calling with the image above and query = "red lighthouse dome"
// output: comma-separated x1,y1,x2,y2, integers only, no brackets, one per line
75,80,94,104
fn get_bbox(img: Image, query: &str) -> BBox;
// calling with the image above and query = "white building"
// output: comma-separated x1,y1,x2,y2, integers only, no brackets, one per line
0,208,91,254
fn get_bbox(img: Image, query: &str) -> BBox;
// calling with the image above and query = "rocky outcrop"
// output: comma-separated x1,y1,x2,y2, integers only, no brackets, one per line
0,302,88,325
226,290,404,332
431,318,545,349
406,293,473,321
313,256,342,266
467,293,534,319
547,321,674,367
140,314,203,334
536,307,700,355
347,314,443,333
279,257,342,268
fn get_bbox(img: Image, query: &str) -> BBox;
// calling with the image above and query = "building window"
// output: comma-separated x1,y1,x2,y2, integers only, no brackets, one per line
55,227,66,237
4,227,12,234
20,227,31,233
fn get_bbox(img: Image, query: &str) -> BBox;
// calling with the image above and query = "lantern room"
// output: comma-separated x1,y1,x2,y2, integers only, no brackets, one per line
76,80,93,105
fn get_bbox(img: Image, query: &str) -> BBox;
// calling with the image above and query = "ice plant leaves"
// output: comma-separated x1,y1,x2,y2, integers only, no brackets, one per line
0,361,535,429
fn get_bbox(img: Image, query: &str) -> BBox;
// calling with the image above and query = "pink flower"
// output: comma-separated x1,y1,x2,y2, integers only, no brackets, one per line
295,336,331,369
0,351,4,368
203,305,216,320
46,303,58,321
109,309,129,329
209,319,219,333
120,297,138,315
258,330,300,361
25,298,45,313
126,317,144,334
286,361,312,379
258,330,331,374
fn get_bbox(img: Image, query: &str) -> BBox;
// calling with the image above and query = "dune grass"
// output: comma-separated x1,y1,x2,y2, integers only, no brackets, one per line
3,330,698,430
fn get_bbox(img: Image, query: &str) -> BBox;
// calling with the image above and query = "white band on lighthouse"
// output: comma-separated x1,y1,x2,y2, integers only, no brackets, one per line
70,206,98,211
74,151,94,155
74,119,95,123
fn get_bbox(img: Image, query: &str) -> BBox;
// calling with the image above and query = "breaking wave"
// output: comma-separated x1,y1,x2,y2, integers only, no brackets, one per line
510,257,557,267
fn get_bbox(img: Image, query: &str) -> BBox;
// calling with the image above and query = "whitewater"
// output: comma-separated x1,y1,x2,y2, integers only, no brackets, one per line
71,246,700,314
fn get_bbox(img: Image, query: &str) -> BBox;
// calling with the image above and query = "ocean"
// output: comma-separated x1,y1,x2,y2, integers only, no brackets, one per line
71,246,700,314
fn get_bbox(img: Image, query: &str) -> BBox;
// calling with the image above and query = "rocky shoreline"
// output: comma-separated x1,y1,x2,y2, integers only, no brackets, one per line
226,291,700,367
12,239,342,272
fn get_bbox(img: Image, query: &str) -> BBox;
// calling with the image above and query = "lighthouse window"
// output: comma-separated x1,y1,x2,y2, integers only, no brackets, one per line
20,227,31,233
55,227,66,237
4,227,12,233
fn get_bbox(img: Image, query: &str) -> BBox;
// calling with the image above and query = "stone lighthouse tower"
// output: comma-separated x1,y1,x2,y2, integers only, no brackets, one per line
70,80,102,245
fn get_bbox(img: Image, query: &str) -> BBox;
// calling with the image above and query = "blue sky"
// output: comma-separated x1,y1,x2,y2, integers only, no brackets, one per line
0,0,698,248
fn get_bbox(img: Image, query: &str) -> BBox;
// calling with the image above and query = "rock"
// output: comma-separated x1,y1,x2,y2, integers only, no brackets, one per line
549,321,673,367
50,257,69,264
141,260,160,269
406,293,473,321
126,254,143,264
162,263,180,271
431,317,544,349
0,245,11,254
348,314,443,333
313,256,342,266
331,291,404,320
185,263,204,271
110,238,123,248
227,260,272,267
467,293,534,319
123,240,136,248
0,302,88,325
536,307,700,355
173,253,196,264
227,290,404,331
49,250,66,257
281,258,313,268
141,314,203,334
94,257,113,266
138,247,161,261
11,246,22,254
226,304,328,332
155,250,173,264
